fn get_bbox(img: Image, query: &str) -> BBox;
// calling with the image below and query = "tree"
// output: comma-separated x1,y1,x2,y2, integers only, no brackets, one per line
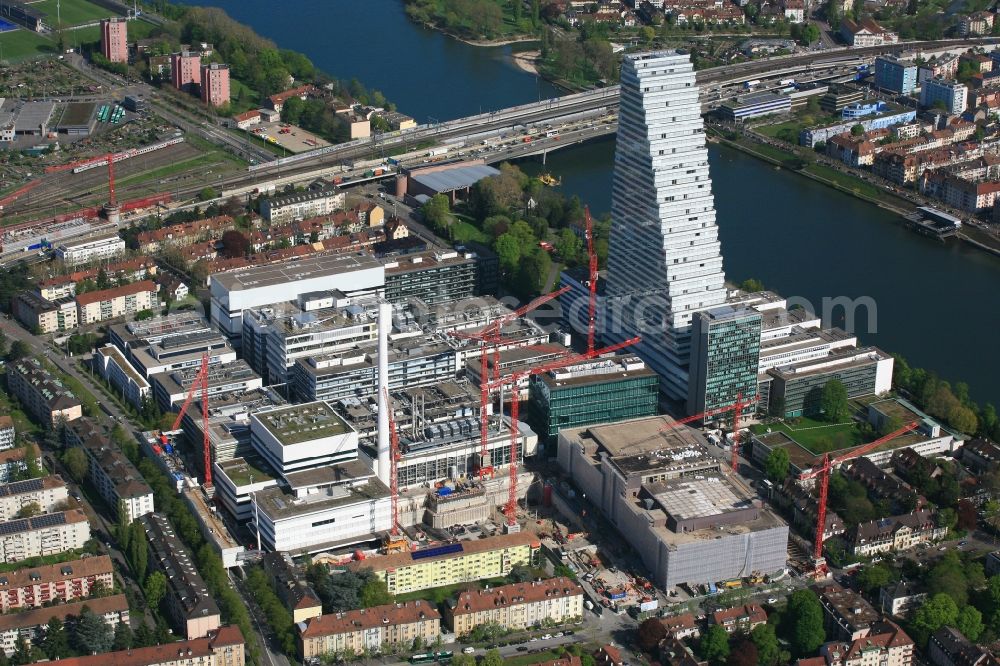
740,278,765,292
957,500,978,532
127,521,148,582
96,267,110,290
42,617,71,659
74,606,114,654
850,124,865,136
800,23,820,44
765,448,790,483
6,340,29,361
820,379,850,422
422,194,453,234
726,640,758,666
555,228,582,264
144,570,168,610
112,620,134,651
0,330,7,357
700,625,730,665
912,594,959,646
198,187,219,202
750,624,781,666
637,617,667,651
220,230,250,259
956,605,983,641
786,590,826,656
856,562,894,594
61,447,89,482
640,26,656,42
482,649,504,666
494,233,523,275
14,502,41,518
359,576,393,608
948,405,978,434
516,247,551,296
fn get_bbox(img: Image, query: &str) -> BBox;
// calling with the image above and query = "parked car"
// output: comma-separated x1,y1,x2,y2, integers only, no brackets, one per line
462,648,475,654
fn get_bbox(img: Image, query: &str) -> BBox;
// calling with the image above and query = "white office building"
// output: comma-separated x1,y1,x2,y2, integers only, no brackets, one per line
604,51,728,400
54,233,126,265
919,78,968,115
249,401,360,475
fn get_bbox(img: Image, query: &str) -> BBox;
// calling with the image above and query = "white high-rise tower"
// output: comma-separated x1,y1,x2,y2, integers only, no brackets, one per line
605,50,728,400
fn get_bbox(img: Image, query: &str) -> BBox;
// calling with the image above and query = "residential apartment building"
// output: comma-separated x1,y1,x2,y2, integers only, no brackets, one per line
136,215,233,254
921,79,968,114
298,601,441,660
76,280,159,324
171,51,201,92
604,51,728,399
347,532,540,595
94,344,152,408
875,56,918,94
0,476,68,521
0,594,128,656
100,17,128,63
918,55,960,83
6,357,82,426
817,584,882,641
261,188,346,224
959,12,995,36
201,63,230,107
66,419,154,523
54,233,125,265
37,258,156,301
0,445,38,484
821,621,915,666
0,417,13,453
141,512,221,639
880,581,927,618
840,17,899,46
0,509,90,564
928,626,995,666
709,604,768,634
43,626,245,666
12,291,78,333
443,577,584,636
0,554,114,612
848,510,947,557
260,552,323,623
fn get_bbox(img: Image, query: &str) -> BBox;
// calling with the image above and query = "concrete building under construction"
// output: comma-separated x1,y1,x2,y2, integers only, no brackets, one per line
556,416,788,590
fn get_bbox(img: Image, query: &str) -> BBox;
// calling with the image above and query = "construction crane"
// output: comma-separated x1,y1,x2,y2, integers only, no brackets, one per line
584,206,598,355
382,388,407,554
158,353,212,487
799,421,920,572
448,286,570,479
495,335,641,529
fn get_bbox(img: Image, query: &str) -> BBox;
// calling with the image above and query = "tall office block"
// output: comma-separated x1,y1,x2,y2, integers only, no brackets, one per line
687,305,762,416
605,51,728,400
100,18,128,63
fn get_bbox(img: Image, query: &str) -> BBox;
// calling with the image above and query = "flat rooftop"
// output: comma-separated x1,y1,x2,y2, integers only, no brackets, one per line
216,455,277,488
410,164,500,194
650,476,754,521
211,253,382,292
770,346,890,380
14,101,55,132
382,249,476,276
536,355,657,389
346,531,539,573
283,458,373,489
254,401,352,445
256,476,389,520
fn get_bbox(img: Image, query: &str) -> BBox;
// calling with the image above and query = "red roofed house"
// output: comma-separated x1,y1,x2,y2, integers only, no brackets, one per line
30,625,245,666
821,621,914,666
298,601,440,660
594,644,624,666
268,85,318,112
661,612,700,639
709,604,768,634
76,281,159,324
233,110,261,130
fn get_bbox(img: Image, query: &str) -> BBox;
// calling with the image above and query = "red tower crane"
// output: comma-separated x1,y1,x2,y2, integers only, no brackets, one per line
383,387,401,538
495,335,641,528
448,286,570,479
584,206,598,355
158,353,212,487
799,421,920,570
627,394,759,461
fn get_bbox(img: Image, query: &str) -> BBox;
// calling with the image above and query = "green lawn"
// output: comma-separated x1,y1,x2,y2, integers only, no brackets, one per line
33,0,118,27
451,219,490,244
802,163,898,203
504,650,570,666
756,119,804,140
0,29,57,62
65,24,101,47
755,416,864,454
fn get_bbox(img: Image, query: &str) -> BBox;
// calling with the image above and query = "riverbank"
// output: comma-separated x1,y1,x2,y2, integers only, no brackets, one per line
511,49,540,75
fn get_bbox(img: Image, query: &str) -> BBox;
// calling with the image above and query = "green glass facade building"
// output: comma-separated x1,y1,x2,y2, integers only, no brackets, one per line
687,306,762,417
529,356,659,444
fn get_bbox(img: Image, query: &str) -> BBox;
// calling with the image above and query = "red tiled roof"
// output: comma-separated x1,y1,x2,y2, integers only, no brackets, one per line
449,577,582,616
300,601,439,638
38,626,244,666
75,280,157,306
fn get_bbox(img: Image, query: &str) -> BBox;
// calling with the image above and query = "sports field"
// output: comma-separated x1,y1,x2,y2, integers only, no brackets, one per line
29,0,113,26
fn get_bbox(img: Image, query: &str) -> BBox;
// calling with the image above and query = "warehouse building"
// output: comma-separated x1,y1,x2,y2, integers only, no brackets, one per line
530,355,658,444
298,601,441,660
140,512,221,639
0,509,91,563
347,531,539,595
443,577,583,636
0,554,114,612
557,416,788,590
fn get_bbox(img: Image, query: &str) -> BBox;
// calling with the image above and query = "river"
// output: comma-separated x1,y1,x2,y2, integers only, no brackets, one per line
181,0,1000,406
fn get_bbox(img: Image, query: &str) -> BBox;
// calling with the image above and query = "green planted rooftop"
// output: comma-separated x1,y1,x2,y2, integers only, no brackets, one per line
256,401,351,445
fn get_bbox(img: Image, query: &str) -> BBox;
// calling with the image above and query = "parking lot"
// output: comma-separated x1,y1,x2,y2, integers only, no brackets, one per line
249,120,330,154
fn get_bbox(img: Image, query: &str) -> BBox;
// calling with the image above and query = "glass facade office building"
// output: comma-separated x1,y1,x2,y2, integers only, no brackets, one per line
605,51,728,400
687,306,762,416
